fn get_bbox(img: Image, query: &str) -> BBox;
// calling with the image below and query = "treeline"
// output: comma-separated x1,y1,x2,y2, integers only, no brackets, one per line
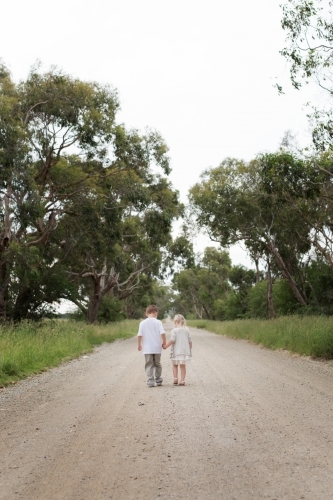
3,1,333,325
0,63,191,323
172,0,333,321
171,147,333,319
3,61,333,323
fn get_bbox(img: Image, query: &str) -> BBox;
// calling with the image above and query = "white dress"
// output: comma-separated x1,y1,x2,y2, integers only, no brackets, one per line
170,327,192,365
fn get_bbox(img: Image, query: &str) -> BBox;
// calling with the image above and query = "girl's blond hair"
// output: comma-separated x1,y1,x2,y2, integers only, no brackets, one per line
173,314,186,327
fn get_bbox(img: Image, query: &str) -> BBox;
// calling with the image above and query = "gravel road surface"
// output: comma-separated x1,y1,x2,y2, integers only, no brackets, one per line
1,321,333,499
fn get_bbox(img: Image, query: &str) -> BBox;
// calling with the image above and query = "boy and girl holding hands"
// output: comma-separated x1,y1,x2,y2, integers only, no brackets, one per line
137,305,192,387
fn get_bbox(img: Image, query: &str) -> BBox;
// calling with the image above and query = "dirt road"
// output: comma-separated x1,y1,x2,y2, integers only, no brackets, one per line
1,321,333,499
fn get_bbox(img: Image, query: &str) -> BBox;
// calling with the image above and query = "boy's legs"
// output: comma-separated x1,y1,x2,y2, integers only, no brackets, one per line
144,354,155,387
153,354,163,385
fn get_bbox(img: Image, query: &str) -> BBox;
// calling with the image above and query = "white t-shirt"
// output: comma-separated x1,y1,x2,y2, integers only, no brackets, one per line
138,318,165,354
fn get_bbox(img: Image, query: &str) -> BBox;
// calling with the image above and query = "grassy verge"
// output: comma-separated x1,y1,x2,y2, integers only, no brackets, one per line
0,320,139,387
187,316,333,360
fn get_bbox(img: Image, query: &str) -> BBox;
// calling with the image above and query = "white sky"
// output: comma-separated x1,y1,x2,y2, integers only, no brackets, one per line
1,0,316,273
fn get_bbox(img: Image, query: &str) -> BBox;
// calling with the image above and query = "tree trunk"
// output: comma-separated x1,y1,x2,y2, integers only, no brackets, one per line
313,238,333,269
194,304,203,319
87,293,102,324
0,281,8,321
266,240,307,306
65,297,88,317
0,187,12,320
202,303,211,319
254,257,261,284
0,261,10,321
266,260,276,319
84,262,146,323
13,286,31,322
86,277,103,324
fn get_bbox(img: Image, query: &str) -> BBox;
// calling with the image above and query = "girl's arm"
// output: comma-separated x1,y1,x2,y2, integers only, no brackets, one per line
188,331,192,350
163,339,175,349
163,328,176,349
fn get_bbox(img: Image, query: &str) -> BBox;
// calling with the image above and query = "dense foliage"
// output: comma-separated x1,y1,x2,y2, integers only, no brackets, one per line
0,63,184,323
183,150,333,319
4,1,333,325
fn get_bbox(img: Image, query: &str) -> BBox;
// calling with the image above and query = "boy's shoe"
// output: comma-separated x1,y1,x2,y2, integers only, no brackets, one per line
156,382,162,386
147,384,155,388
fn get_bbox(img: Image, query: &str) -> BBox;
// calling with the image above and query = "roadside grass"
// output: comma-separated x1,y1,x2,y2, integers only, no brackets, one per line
187,316,333,359
0,320,138,387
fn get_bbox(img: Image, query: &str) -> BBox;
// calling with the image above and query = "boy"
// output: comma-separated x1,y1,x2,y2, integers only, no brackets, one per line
137,305,166,387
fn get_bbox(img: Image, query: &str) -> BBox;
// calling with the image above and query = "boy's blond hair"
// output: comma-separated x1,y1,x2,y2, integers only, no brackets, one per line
146,304,159,315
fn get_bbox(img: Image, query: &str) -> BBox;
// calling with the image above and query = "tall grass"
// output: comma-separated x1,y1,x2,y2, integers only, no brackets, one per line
187,316,333,359
0,320,138,387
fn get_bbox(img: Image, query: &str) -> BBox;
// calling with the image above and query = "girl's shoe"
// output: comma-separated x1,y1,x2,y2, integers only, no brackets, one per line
179,381,185,386
173,378,178,385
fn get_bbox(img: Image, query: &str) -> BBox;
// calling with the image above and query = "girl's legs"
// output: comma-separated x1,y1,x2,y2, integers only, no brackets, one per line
172,364,178,382
180,364,186,384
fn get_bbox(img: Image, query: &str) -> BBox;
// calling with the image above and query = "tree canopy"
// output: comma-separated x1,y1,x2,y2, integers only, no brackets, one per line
280,0,333,149
0,62,182,322
187,150,333,318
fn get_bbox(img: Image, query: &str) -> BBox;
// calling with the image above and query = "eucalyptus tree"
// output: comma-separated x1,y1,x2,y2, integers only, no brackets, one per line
280,0,333,149
189,157,313,311
259,150,333,283
1,63,118,319
0,62,181,321
173,247,232,319
280,0,333,91
228,265,258,316
57,135,181,323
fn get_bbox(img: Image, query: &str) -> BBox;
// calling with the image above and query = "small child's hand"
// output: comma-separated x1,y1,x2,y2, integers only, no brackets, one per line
138,345,142,351
162,343,166,349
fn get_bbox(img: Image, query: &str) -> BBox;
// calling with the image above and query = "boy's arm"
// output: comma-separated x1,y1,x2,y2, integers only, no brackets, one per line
161,333,166,346
137,321,143,351
138,332,142,351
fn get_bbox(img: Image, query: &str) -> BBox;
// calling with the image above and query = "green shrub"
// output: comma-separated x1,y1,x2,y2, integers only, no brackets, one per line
0,319,138,387
188,316,333,359
98,296,126,323
246,282,267,318
272,280,299,316
194,321,207,329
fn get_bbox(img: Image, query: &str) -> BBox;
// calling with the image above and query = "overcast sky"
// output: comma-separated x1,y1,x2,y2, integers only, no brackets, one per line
1,0,315,268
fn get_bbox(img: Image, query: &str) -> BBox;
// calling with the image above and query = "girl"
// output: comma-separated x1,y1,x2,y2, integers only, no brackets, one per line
163,314,192,386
